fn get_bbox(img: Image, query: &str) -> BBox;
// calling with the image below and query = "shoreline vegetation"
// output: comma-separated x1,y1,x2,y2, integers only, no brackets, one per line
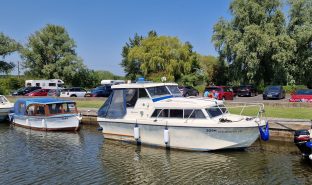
6,96,312,120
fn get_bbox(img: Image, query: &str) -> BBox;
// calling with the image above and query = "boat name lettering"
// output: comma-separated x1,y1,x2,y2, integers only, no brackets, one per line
206,129,243,133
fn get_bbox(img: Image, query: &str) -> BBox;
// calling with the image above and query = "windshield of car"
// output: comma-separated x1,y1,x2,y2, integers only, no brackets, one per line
146,86,171,98
205,105,227,118
166,85,182,96
17,87,26,92
296,89,312,95
266,86,281,91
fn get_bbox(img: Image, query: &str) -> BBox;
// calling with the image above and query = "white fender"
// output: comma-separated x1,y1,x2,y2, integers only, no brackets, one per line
41,119,46,128
164,128,169,145
309,154,312,160
26,119,30,126
134,126,140,140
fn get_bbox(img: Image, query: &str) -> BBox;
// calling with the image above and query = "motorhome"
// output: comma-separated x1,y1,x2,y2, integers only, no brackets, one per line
100,80,125,85
25,79,64,90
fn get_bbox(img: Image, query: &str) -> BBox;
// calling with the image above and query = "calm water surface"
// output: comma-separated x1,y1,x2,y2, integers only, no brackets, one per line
0,123,312,185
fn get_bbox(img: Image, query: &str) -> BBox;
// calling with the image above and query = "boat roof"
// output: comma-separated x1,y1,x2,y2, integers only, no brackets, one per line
111,82,178,89
15,98,75,106
153,97,223,109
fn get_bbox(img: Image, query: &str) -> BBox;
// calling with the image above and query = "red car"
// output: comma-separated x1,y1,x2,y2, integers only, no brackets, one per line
204,86,234,100
25,89,50,96
289,89,312,102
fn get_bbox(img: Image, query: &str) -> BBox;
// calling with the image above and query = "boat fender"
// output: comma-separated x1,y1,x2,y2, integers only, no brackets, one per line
309,154,312,160
26,119,29,126
259,121,270,141
164,127,169,145
41,119,46,129
134,124,140,141
305,141,312,148
97,127,103,131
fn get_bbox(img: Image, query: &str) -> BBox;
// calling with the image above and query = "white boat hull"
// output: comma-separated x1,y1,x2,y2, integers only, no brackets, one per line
98,120,261,151
12,114,80,131
0,107,12,122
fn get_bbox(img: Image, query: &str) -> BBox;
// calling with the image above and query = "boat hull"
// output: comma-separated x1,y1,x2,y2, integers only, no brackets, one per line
12,114,80,131
0,107,12,122
98,121,261,151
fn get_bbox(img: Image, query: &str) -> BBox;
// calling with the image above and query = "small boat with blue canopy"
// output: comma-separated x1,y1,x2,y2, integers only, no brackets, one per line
10,98,81,131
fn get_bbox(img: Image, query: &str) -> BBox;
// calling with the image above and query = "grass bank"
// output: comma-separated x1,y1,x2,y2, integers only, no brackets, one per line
227,106,312,120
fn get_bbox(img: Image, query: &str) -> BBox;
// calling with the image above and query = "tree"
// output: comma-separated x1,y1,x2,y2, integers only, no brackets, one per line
120,33,143,80
288,0,312,87
122,31,199,84
21,24,85,85
212,0,295,86
0,33,20,74
198,55,220,84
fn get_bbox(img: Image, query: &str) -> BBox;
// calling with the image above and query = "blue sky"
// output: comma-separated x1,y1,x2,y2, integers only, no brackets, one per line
1,0,232,75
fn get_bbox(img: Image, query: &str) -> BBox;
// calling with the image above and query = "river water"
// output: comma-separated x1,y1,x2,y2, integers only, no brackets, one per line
0,123,312,185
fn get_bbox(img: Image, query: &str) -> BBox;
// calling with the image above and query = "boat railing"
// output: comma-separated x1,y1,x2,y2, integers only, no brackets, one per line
222,102,266,122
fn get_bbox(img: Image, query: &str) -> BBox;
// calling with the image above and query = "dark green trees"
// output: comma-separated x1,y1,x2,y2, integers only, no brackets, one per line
0,33,20,74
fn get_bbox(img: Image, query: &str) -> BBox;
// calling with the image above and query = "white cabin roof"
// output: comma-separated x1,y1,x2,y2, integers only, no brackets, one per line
111,82,178,89
153,97,223,109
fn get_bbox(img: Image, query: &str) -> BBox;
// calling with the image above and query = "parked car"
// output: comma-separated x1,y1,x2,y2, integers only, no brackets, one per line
60,87,87,97
263,85,285,100
236,85,258,97
47,89,62,97
204,86,234,100
25,89,50,96
178,86,199,97
85,85,112,97
12,86,42,96
232,86,239,97
289,89,312,102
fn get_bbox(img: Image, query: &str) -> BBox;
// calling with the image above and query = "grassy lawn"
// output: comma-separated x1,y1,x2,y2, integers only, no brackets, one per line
227,106,312,120
75,100,104,109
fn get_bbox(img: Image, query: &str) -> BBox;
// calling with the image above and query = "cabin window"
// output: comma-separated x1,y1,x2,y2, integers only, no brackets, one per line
151,109,169,118
26,105,36,116
48,104,63,114
49,83,56,87
146,86,171,98
206,105,227,118
184,109,206,119
138,88,148,98
170,109,183,118
17,103,25,114
36,83,40,87
126,89,138,107
0,96,8,103
35,105,45,116
26,83,31,87
167,85,182,96
63,103,76,113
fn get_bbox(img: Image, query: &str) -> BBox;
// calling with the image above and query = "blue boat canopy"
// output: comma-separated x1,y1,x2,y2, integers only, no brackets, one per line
14,98,75,116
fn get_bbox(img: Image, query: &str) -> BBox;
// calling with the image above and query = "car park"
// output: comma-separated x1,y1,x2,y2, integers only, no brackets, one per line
204,86,234,100
60,87,87,97
47,89,62,97
178,86,199,97
236,85,258,97
25,89,50,96
263,85,285,100
289,89,312,102
85,85,112,97
12,86,42,96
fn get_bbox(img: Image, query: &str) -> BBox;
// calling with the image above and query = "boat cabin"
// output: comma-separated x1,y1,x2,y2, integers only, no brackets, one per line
0,95,9,104
14,98,78,117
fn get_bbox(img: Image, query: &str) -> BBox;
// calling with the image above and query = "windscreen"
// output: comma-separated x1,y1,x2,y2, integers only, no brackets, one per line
205,105,227,118
146,86,171,98
296,89,312,95
167,85,182,96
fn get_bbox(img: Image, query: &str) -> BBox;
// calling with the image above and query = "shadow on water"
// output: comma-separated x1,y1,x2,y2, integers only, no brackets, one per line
100,139,312,185
1,123,312,185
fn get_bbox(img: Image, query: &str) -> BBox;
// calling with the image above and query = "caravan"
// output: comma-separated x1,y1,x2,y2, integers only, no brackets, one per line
25,79,64,90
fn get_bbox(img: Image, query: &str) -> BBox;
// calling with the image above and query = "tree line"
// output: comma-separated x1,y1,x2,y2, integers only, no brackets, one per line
0,24,122,93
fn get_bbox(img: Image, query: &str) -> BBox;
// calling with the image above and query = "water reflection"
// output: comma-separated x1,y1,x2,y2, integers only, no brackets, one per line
0,123,312,185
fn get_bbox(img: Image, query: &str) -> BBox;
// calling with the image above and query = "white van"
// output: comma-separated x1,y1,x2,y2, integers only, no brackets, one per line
25,79,64,89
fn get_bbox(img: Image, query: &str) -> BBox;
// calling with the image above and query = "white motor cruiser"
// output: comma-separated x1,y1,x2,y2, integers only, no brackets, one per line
97,81,269,151
0,95,14,122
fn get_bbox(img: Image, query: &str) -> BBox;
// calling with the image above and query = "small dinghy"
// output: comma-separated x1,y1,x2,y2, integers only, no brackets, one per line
10,98,82,131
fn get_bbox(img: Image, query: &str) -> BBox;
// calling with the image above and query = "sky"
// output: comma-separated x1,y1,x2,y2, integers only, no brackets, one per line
0,0,232,76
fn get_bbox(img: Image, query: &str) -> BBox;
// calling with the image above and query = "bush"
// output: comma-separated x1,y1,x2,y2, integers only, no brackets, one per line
283,85,307,93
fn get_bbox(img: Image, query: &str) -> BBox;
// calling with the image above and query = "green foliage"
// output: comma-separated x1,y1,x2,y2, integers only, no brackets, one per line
283,84,307,93
0,76,25,94
287,0,312,87
0,33,20,74
198,55,219,85
122,31,200,85
212,0,296,86
21,24,86,86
